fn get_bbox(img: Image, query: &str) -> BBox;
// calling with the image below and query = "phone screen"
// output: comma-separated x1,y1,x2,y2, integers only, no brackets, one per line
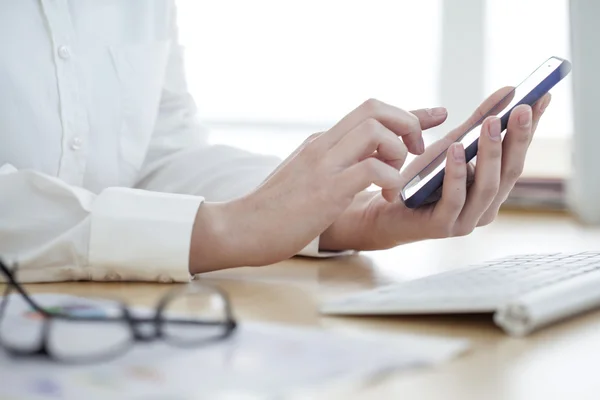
401,56,570,206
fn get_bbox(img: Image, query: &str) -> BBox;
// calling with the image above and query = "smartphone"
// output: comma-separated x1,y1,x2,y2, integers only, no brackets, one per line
401,56,572,209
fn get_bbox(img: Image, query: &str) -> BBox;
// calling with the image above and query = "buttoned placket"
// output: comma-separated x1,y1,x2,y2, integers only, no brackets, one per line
39,0,90,185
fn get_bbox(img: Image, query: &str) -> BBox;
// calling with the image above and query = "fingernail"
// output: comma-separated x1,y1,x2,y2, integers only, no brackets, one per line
428,107,447,117
518,108,532,127
418,137,425,154
452,143,465,162
488,118,501,141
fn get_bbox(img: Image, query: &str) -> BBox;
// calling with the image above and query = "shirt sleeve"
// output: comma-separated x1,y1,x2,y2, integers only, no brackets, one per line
0,164,202,283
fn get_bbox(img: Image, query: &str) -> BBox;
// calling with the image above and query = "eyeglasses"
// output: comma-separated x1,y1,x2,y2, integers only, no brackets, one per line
0,260,237,364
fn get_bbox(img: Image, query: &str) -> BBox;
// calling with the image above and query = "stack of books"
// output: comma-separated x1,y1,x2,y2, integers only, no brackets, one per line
502,178,565,211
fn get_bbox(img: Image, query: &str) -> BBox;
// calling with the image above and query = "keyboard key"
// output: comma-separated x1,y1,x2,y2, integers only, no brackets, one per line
322,251,600,315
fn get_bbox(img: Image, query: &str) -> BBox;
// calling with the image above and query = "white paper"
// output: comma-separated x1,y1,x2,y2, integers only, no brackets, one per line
0,294,469,398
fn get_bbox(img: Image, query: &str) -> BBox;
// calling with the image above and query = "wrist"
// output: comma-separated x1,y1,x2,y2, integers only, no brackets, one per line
189,194,290,274
319,191,394,252
319,205,366,252
189,200,241,274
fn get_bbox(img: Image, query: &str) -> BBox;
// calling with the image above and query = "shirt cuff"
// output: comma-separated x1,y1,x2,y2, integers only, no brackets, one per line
89,187,202,282
296,236,356,258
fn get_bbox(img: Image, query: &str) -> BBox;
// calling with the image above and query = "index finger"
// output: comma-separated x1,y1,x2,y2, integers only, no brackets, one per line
446,86,515,142
323,99,447,155
399,87,517,187
407,86,516,173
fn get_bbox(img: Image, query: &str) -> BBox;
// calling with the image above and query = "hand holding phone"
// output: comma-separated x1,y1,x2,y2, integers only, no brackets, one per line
401,56,571,208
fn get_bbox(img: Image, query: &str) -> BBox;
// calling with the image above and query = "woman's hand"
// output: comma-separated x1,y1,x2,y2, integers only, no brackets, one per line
189,99,448,273
319,88,552,251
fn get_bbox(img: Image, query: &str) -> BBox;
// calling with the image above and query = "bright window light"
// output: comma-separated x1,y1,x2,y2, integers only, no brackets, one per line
175,0,574,167
485,0,573,138
176,0,442,127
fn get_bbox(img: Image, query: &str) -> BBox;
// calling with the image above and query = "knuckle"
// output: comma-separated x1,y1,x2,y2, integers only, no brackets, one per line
300,133,322,150
439,226,455,239
453,224,475,237
361,119,385,147
486,144,503,159
430,218,454,239
362,117,382,134
363,157,381,174
474,106,486,122
398,143,409,160
300,135,325,159
305,132,321,143
504,165,524,182
302,138,319,153
434,223,454,239
478,213,497,227
360,158,385,181
442,200,465,220
477,183,499,200
408,112,421,129
450,163,468,179
362,98,383,114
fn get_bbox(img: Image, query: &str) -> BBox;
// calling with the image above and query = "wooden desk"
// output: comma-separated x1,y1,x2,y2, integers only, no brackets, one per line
17,211,600,399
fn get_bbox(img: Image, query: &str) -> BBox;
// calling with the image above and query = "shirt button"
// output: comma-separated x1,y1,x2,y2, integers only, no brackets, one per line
57,45,71,59
70,137,82,151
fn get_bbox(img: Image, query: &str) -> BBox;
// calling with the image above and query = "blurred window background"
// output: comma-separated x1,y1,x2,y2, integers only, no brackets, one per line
176,0,572,177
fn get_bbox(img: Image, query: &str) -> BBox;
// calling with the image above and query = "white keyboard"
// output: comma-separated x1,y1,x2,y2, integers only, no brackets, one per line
320,252,600,336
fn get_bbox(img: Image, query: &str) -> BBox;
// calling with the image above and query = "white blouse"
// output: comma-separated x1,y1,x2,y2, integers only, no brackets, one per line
0,0,332,283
